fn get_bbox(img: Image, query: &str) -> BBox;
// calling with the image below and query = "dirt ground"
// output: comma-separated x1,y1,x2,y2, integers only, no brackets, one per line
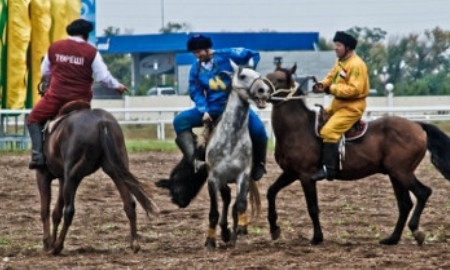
0,151,448,270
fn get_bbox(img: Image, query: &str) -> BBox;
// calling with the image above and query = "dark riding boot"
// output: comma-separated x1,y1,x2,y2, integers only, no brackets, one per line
27,123,45,169
310,142,339,181
175,131,205,171
251,139,267,181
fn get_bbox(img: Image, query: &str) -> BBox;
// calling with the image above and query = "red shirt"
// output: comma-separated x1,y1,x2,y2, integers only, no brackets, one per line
46,39,97,101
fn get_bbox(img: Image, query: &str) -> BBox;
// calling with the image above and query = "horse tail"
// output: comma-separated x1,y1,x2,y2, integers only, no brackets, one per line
248,179,261,218
419,122,450,181
99,121,159,216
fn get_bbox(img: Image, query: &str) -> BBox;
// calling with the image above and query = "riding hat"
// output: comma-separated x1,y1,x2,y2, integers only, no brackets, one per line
333,31,357,50
66,19,94,40
187,35,213,51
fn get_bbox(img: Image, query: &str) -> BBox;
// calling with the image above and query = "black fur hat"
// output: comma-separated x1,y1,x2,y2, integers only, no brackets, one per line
186,35,213,51
333,31,357,50
66,19,93,40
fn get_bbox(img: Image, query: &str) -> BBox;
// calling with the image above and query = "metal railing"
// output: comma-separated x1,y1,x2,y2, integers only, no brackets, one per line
2,105,450,150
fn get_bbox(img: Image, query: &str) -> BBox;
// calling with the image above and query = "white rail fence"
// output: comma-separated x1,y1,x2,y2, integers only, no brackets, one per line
2,105,450,149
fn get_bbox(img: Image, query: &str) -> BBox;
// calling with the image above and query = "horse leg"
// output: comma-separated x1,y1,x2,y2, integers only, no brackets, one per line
267,171,297,240
407,177,432,246
36,173,53,252
205,177,220,250
380,176,413,245
50,178,65,250
52,176,82,255
300,180,323,245
218,185,232,244
110,178,139,253
230,174,250,247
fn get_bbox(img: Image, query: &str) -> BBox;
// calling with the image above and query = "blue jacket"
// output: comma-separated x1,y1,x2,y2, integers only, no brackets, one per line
188,47,260,115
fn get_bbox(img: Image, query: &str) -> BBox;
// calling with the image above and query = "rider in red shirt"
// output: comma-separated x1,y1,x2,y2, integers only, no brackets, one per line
27,19,127,169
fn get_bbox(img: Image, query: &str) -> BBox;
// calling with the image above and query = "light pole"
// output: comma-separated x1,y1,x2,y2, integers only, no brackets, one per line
153,61,159,88
379,67,394,115
385,83,394,114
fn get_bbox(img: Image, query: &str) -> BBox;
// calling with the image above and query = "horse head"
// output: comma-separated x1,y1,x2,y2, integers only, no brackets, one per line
228,60,273,109
265,63,309,100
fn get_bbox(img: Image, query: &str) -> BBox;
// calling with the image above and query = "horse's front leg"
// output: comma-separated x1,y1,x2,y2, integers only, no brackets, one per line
300,179,323,245
267,171,297,240
219,185,231,244
205,177,220,250
36,172,53,252
230,173,250,247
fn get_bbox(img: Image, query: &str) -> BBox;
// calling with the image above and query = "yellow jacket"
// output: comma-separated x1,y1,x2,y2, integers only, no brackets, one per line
321,53,370,116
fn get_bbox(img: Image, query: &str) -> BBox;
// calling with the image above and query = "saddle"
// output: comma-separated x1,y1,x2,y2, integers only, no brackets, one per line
45,101,92,136
314,105,368,141
314,108,368,170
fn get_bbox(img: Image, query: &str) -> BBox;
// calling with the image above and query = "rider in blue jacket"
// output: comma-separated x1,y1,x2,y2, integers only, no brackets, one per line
173,34,268,181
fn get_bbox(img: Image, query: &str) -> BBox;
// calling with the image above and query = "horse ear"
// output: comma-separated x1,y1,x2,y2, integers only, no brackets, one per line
291,63,297,74
229,59,239,73
247,58,255,69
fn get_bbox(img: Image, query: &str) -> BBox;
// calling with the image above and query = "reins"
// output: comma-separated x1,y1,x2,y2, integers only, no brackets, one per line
268,81,307,102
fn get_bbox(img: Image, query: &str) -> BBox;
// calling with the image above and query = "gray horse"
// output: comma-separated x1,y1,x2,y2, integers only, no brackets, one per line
204,60,273,249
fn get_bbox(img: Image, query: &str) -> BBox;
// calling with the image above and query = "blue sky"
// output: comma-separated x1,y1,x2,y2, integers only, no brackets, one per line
96,0,450,39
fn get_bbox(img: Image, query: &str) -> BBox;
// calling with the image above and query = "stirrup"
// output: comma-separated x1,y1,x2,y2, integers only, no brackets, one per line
29,157,46,169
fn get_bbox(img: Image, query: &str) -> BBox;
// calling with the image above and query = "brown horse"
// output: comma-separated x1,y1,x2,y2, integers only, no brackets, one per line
35,101,158,255
264,64,450,246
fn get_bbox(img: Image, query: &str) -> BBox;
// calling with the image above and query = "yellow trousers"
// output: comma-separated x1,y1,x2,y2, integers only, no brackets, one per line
320,108,362,143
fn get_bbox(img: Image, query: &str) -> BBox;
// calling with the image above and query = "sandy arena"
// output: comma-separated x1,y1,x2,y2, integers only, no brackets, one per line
0,151,448,269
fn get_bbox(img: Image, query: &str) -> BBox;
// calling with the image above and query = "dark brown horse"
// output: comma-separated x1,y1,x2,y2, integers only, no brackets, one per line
35,101,158,255
264,64,450,246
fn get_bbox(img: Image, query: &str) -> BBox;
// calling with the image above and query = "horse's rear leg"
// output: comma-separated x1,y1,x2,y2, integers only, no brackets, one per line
52,177,82,255
267,171,297,240
380,176,413,245
50,178,65,250
110,177,139,253
36,173,53,252
205,177,220,250
407,177,432,246
219,185,232,244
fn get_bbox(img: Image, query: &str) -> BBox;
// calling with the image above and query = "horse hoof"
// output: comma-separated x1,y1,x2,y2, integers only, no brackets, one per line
379,237,399,245
236,225,248,236
229,237,237,248
221,229,231,243
51,246,63,256
413,230,425,246
205,238,216,250
131,243,141,253
43,243,53,253
310,236,323,245
270,226,281,240
223,233,237,248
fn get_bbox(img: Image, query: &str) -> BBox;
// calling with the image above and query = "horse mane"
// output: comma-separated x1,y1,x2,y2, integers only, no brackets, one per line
57,100,91,117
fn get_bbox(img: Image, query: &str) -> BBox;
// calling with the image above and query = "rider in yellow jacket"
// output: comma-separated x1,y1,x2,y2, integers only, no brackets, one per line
311,31,370,181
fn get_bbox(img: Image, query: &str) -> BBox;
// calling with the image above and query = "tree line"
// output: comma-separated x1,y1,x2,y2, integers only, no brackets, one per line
102,25,450,96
